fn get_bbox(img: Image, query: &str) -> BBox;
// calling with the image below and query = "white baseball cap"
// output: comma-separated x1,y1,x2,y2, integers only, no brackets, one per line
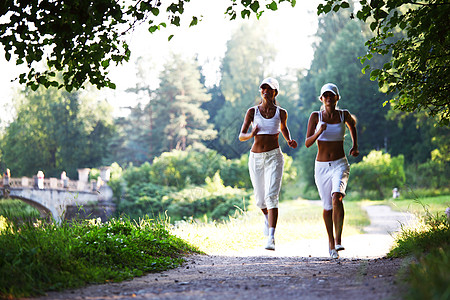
320,83,339,97
260,77,279,92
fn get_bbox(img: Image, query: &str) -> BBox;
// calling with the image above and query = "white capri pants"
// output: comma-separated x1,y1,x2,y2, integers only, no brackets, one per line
314,157,350,211
248,148,284,210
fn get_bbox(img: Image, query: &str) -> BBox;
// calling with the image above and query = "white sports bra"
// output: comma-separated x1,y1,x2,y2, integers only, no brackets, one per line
252,105,281,135
315,110,346,141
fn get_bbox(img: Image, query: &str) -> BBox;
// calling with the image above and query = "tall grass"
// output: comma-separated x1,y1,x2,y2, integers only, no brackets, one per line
388,203,450,300
0,216,200,298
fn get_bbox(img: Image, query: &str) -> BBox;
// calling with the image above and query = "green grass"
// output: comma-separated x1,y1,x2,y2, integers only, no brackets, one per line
0,198,40,221
384,195,450,217
0,216,200,298
387,198,450,300
172,198,370,254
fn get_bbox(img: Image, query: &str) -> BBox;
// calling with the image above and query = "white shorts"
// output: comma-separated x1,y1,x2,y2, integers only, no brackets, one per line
248,148,284,210
314,157,350,211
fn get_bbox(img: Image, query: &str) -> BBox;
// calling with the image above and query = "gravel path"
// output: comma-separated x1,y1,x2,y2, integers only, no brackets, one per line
32,205,417,300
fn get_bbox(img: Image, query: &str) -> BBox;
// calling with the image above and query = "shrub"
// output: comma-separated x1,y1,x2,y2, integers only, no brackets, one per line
350,150,405,199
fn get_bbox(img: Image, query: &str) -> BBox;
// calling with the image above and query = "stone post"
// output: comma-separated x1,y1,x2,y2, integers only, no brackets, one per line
77,168,91,183
49,178,58,189
77,168,90,191
100,166,111,183
21,177,29,187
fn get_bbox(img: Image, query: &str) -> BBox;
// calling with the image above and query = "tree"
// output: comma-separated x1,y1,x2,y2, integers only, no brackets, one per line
1,87,115,178
149,54,217,156
299,9,392,158
0,0,295,91
318,0,450,125
212,21,277,158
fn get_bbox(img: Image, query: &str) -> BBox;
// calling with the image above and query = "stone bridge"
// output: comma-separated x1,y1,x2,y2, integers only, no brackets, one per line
0,168,115,224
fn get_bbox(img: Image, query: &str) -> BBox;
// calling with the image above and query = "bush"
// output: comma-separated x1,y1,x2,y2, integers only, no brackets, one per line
117,182,176,220
405,158,450,190
350,150,405,199
164,173,250,221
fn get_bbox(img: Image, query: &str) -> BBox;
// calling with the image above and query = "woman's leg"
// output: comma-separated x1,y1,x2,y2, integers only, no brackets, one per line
323,209,334,250
261,207,278,236
332,192,344,246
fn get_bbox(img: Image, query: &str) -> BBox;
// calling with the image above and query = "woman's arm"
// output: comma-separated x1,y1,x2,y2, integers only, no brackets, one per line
344,110,359,157
280,109,297,148
305,112,325,148
239,108,258,142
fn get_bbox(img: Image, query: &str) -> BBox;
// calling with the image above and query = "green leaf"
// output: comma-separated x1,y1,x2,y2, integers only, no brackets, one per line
362,65,370,74
31,83,39,91
370,21,377,31
189,16,198,27
341,2,350,8
370,69,380,80
333,4,340,12
267,1,277,10
168,35,174,41
250,1,260,12
241,9,250,19
149,25,158,33
151,8,159,16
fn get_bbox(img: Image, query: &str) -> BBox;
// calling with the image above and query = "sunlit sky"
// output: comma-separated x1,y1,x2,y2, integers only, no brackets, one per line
0,0,320,123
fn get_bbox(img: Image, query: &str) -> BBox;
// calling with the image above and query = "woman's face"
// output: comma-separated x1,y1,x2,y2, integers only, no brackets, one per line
320,91,338,106
260,84,277,101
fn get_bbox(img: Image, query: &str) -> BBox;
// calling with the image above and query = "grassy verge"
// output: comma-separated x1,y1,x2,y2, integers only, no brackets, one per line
387,201,450,299
172,198,370,254
0,216,200,298
385,195,450,216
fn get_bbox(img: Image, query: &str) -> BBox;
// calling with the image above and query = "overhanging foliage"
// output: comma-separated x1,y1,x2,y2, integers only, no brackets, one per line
318,0,450,125
0,0,295,92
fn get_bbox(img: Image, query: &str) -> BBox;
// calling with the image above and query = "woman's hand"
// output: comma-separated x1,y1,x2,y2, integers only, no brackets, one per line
349,146,359,157
251,124,259,137
319,123,327,134
288,139,298,149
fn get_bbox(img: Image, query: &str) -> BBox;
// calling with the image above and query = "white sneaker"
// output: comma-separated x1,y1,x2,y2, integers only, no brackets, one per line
329,249,339,259
335,244,345,251
265,237,275,250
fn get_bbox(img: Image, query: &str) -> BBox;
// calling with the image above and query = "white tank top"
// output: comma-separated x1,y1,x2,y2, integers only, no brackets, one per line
252,105,281,135
315,110,346,141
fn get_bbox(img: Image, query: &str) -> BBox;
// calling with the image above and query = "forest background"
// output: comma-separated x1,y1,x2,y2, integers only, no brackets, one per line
0,1,448,222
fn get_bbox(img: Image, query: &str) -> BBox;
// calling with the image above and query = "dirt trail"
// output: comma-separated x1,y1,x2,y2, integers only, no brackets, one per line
32,205,417,300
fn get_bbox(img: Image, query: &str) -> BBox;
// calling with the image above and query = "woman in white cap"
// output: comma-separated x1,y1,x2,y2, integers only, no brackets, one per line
239,77,297,251
305,83,359,259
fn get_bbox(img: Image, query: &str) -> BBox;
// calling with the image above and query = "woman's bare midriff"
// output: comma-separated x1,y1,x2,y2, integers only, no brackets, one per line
251,134,280,153
316,140,345,162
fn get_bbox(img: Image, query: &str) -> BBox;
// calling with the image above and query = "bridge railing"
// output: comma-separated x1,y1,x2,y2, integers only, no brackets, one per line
3,177,99,193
